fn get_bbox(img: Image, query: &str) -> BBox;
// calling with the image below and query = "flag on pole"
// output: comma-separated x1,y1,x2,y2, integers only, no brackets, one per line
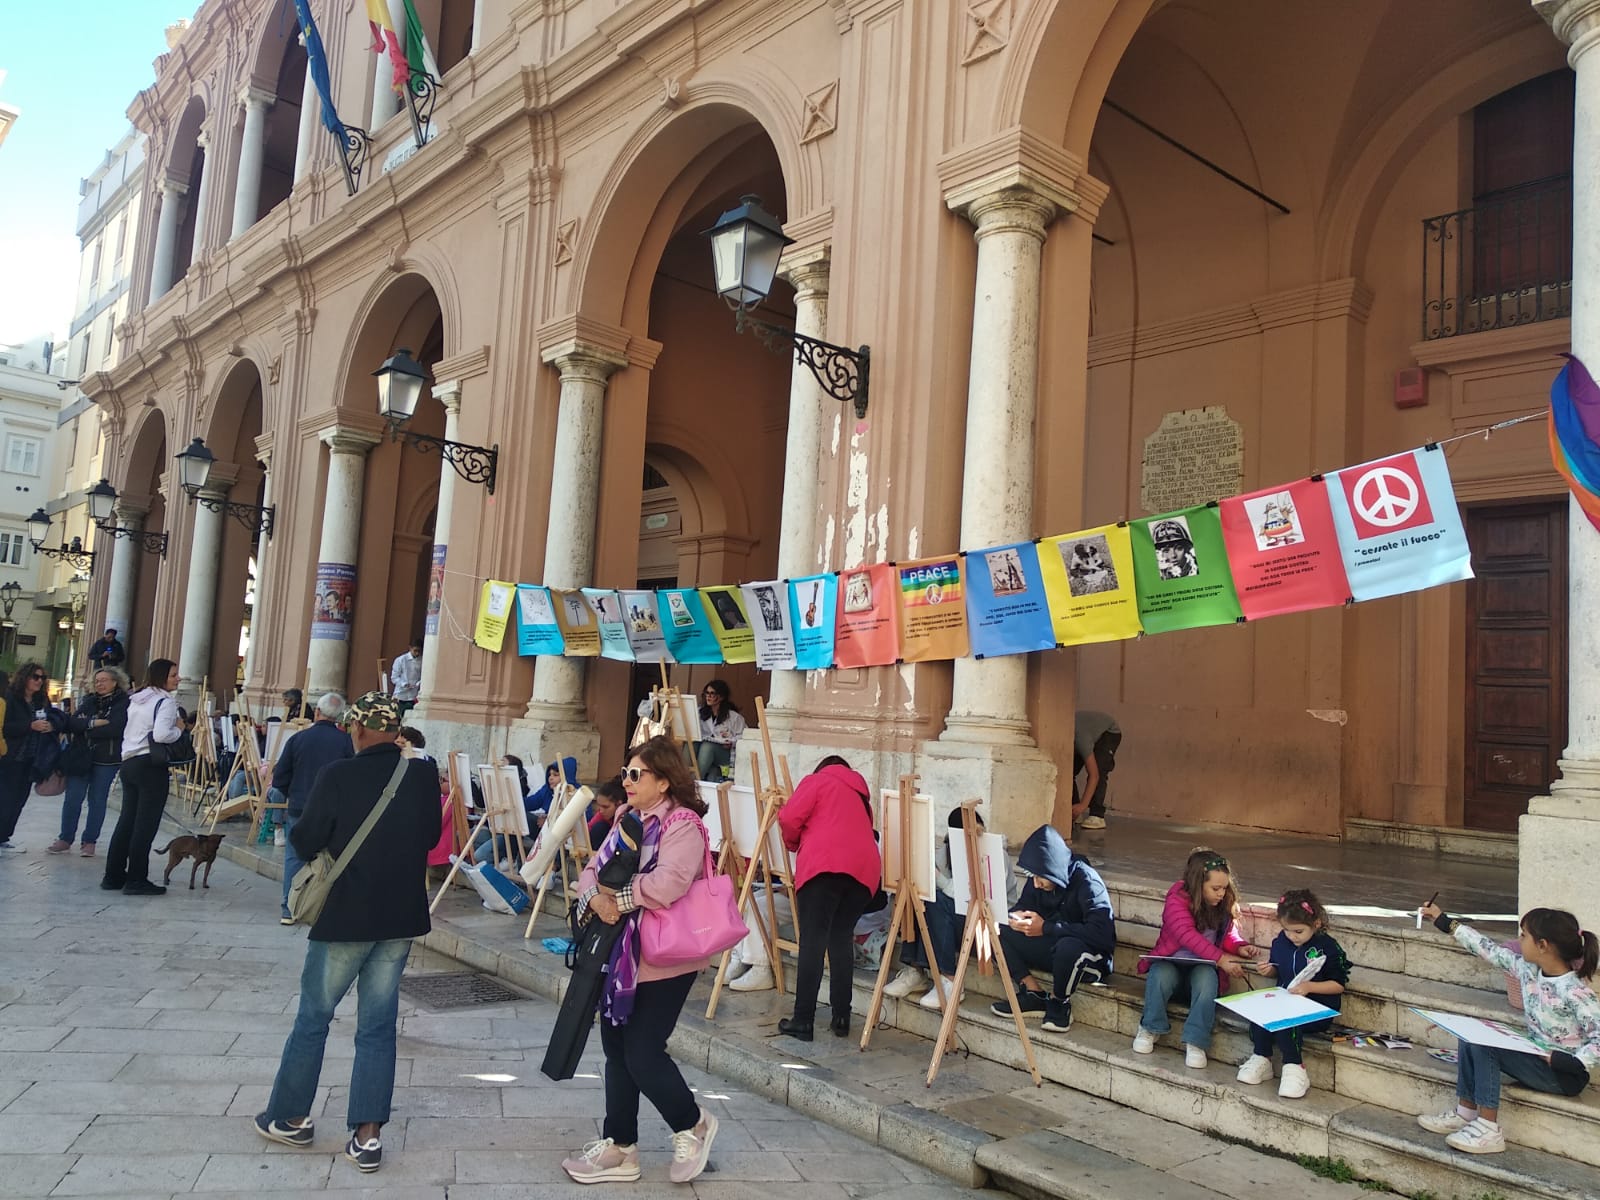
292,0,346,135
400,0,443,83
366,0,408,89
1549,355,1600,533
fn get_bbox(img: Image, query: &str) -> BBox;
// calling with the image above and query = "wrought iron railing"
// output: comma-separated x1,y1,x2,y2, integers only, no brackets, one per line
1421,175,1572,340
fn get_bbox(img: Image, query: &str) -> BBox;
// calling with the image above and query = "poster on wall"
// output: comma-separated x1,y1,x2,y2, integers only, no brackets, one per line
619,589,673,663
1128,506,1244,633
425,544,446,636
514,585,565,657
788,574,837,669
659,588,725,664
310,563,356,640
1324,447,1474,602
1219,478,1353,620
896,555,970,662
833,563,899,669
582,588,635,661
1036,524,1143,645
699,586,756,663
550,588,599,656
473,580,516,652
963,541,1056,658
741,580,797,670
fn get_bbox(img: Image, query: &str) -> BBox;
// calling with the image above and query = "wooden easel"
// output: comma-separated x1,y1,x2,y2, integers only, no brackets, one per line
861,773,947,1050
430,751,488,913
477,761,528,873
927,800,1041,1085
203,720,266,832
521,780,596,939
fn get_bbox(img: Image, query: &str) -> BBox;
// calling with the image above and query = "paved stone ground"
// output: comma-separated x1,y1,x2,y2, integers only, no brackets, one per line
0,796,1013,1199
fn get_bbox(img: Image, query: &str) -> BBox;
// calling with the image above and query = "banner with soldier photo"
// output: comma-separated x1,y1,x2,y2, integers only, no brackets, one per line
1037,524,1143,646
1128,506,1244,634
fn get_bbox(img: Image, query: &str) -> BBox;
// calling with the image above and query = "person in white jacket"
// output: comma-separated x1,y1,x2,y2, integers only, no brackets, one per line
100,658,184,896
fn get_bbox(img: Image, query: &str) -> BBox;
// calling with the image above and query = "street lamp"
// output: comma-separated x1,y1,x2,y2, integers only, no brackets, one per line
704,194,871,420
175,438,275,538
64,574,89,684
374,348,500,494
0,580,21,658
26,509,96,572
85,479,168,558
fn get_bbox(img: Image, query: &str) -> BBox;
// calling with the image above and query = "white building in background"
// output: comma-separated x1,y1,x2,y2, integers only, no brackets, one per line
0,358,67,672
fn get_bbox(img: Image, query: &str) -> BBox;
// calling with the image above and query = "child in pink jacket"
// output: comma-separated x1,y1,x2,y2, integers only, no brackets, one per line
1133,847,1256,1068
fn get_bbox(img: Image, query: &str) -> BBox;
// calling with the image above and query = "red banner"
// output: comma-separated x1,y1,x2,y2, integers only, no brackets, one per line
833,563,900,668
1219,478,1351,620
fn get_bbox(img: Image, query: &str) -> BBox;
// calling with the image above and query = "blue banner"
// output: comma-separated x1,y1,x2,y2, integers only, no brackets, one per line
1325,446,1473,603
582,588,635,661
963,542,1057,658
659,589,724,664
514,585,565,656
788,574,837,669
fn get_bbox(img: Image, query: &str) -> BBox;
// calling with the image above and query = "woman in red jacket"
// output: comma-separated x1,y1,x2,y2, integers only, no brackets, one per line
776,755,881,1040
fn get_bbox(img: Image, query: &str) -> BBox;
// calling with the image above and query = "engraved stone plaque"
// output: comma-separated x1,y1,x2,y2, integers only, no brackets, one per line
1140,406,1245,514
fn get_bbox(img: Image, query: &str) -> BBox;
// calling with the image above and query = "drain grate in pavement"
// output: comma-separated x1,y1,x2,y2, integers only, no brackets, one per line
401,971,525,1010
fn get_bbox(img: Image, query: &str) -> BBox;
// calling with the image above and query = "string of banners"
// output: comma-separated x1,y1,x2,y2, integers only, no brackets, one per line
467,442,1478,666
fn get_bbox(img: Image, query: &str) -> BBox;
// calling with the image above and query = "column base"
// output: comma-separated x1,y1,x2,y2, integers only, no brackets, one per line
1518,773,1600,935
508,708,602,784
916,737,1058,848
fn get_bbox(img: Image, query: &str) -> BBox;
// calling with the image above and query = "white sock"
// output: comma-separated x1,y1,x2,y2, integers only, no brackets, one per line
1476,1117,1500,1131
1457,1103,1478,1121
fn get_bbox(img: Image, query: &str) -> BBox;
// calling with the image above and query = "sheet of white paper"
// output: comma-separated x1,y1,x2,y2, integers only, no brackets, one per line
1285,954,1327,992
1411,1008,1548,1056
724,785,783,867
947,828,1009,916
1216,988,1338,1032
695,781,725,852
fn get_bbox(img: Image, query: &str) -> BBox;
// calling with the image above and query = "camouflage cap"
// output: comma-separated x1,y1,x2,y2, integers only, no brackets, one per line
343,691,402,732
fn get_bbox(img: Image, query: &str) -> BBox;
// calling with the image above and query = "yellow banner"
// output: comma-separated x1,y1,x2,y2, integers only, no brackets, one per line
549,588,600,656
1037,524,1143,646
698,586,755,663
473,580,516,652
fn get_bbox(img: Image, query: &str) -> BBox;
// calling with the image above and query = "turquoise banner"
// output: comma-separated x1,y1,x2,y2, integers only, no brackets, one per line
788,574,837,669
660,588,725,664
514,585,565,656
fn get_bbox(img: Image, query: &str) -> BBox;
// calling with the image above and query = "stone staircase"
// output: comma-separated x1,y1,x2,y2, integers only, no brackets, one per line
860,872,1600,1200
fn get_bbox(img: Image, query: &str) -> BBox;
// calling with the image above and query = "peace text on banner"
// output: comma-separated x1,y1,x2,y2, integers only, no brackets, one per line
896,555,970,662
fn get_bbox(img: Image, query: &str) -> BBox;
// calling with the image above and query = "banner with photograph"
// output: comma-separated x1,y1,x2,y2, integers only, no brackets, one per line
699,586,756,663
514,585,565,656
550,588,600,656
473,580,516,652
740,580,797,670
896,555,970,662
425,545,446,636
582,588,635,661
788,574,838,670
311,562,356,640
1219,478,1352,620
833,563,900,668
1324,447,1473,602
1128,506,1244,633
619,589,673,663
963,541,1057,658
1037,524,1143,645
659,588,725,664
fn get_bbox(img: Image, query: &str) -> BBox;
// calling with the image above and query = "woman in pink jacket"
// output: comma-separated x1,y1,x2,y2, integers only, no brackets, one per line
1133,847,1257,1068
776,756,881,1041
560,737,719,1187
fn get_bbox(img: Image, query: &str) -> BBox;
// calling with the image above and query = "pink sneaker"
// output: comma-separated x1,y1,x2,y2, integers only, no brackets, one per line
80,843,95,857
47,840,71,854
668,1109,718,1184
561,1138,640,1184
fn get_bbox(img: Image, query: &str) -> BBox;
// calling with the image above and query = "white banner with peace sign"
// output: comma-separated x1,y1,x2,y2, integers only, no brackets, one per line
1324,446,1474,602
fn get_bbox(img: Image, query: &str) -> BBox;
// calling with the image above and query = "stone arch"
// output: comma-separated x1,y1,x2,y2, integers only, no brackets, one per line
204,352,273,447
644,437,750,548
164,93,210,182
120,405,169,498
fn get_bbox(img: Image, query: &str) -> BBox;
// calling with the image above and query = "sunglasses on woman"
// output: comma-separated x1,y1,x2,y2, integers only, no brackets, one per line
620,766,654,783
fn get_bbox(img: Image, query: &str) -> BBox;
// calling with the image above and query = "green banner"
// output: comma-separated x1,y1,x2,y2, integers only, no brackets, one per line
1129,505,1243,633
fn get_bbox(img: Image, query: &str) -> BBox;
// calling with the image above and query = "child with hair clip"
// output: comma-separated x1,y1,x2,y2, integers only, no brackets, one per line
1134,848,1257,1068
1416,901,1599,1155
1235,889,1350,1098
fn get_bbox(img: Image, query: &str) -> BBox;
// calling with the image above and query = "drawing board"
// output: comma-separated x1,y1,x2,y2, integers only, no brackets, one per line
478,763,531,838
724,784,783,865
262,721,293,767
1217,988,1340,1032
880,787,936,903
947,828,1011,916
1411,1008,1548,1055
695,781,726,853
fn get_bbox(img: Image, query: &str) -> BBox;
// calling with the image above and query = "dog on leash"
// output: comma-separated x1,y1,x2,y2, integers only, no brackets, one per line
154,833,226,890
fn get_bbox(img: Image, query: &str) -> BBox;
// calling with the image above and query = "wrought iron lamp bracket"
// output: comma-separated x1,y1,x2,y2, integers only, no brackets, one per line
733,308,870,420
96,521,169,558
32,544,96,572
387,421,498,494
193,493,276,539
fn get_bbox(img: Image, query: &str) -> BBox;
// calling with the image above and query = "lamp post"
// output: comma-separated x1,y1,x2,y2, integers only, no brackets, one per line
704,195,871,420
86,479,168,557
64,574,89,685
26,509,96,573
373,348,500,493
0,580,20,660
174,439,276,537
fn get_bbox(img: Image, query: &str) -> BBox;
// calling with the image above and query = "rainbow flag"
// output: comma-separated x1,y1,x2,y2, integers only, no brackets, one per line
1550,356,1600,533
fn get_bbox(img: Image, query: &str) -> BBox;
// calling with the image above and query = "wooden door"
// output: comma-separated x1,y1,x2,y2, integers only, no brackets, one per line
1464,501,1568,831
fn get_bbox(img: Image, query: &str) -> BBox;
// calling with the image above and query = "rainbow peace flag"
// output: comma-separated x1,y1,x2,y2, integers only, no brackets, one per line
1549,355,1600,533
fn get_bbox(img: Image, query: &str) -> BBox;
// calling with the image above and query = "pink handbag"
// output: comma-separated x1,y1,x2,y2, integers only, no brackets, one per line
639,816,747,968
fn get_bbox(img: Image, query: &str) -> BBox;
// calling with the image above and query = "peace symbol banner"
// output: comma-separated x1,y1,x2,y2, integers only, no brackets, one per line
1219,479,1352,620
963,541,1056,658
698,586,755,663
741,581,797,670
514,585,565,656
1324,446,1473,602
549,588,599,656
659,588,724,664
833,563,900,668
1037,524,1144,645
582,588,635,661
1128,506,1243,633
896,555,970,663
619,589,673,663
789,574,838,669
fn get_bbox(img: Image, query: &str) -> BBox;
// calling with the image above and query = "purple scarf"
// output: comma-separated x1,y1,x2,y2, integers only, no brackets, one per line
594,806,666,1026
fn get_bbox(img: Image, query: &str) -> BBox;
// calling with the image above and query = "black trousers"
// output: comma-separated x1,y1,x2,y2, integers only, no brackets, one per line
103,755,170,887
599,970,699,1145
0,759,32,843
1250,1017,1333,1066
792,872,871,1025
1073,730,1121,816
998,930,1113,997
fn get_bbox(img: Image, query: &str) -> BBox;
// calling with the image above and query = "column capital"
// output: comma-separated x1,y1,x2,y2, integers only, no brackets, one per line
777,244,831,299
432,380,464,415
542,340,630,383
319,424,383,455
1535,0,1600,61
254,432,275,471
537,313,662,371
197,461,239,499
963,186,1059,244
112,501,148,527
939,126,1109,227
161,176,190,197
238,85,275,113
197,128,212,151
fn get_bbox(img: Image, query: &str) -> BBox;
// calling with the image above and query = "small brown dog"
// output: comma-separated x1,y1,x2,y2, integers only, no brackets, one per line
155,834,225,890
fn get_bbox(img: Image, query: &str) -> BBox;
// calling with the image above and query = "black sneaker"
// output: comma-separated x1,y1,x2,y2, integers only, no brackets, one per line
991,989,1049,1018
346,1132,382,1172
1042,996,1074,1033
122,880,166,896
254,1113,314,1147
99,878,126,891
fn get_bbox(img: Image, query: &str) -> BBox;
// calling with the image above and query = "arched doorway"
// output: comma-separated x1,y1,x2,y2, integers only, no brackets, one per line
205,360,267,697
167,96,208,282
117,410,170,675
241,1,309,227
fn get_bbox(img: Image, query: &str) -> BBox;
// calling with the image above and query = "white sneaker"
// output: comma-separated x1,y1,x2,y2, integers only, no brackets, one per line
0,841,25,854
884,966,929,998
1445,1118,1506,1155
1418,1108,1472,1135
729,965,775,992
273,827,286,847
1132,1029,1156,1054
1079,815,1107,830
1277,1063,1310,1098
1184,1045,1208,1069
917,978,961,1010
1235,1054,1274,1085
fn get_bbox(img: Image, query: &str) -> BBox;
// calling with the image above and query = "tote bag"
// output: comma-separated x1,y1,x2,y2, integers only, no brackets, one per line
638,817,746,967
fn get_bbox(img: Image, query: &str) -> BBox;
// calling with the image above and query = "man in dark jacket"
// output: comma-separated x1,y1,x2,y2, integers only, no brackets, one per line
990,824,1117,1033
255,692,441,1174
271,692,354,924
88,629,125,669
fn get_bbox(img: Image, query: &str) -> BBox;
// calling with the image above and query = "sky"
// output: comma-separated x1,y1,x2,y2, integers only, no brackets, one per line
0,3,195,349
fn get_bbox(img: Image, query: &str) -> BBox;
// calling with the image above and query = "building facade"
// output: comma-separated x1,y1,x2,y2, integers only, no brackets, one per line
0,357,69,670
79,0,1600,926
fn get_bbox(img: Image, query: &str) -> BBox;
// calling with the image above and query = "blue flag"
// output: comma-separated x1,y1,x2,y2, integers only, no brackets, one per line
659,589,725,664
293,0,346,136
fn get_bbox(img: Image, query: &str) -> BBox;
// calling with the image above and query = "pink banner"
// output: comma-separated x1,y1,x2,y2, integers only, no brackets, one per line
1219,478,1351,620
833,563,900,669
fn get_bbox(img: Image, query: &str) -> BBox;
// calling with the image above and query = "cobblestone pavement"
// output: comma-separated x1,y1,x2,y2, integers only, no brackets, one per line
0,797,1011,1198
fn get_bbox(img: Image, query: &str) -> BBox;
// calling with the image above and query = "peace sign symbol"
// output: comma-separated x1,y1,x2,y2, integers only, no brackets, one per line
1352,465,1419,528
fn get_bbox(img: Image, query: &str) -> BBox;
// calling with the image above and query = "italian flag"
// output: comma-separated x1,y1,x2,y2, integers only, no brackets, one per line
367,0,441,91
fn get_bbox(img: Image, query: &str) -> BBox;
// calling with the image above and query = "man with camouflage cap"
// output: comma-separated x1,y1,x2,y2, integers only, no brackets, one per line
1152,518,1200,580
255,691,441,1174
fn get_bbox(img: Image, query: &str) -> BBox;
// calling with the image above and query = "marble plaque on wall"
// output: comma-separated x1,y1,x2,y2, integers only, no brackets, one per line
1140,406,1245,514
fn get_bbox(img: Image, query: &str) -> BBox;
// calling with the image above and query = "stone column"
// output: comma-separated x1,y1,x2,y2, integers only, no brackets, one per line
230,88,273,239
762,249,832,735
370,3,404,131
1525,0,1600,933
102,502,146,655
470,0,485,53
176,466,236,712
190,131,214,260
147,180,187,301
293,35,318,184
413,380,462,709
305,426,381,696
240,446,274,691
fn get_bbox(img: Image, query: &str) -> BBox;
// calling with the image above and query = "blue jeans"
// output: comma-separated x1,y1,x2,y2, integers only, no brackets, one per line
697,741,733,781
901,889,962,975
1140,960,1221,1050
1456,1038,1577,1109
266,937,412,1129
60,762,121,844
280,811,303,921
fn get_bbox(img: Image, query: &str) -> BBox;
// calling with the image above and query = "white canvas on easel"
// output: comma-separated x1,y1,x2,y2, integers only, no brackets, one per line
880,787,936,903
477,763,531,837
725,783,782,866
947,827,1011,916
262,721,293,768
219,714,238,754
695,781,726,854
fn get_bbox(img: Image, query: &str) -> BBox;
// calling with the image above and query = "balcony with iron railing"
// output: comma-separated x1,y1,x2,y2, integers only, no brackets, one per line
1421,175,1572,341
